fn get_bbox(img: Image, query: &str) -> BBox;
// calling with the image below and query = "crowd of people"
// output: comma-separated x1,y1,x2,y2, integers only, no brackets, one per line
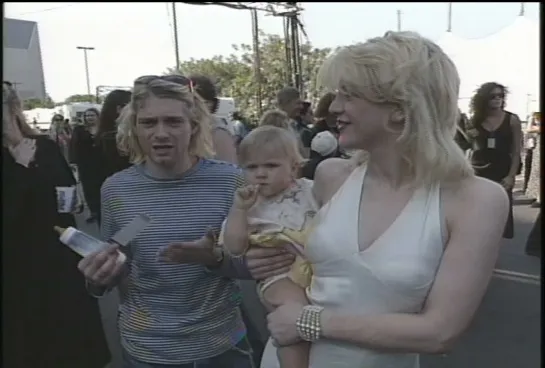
2,30,540,368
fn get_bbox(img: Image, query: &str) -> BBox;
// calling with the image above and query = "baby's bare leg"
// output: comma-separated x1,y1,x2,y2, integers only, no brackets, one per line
263,279,310,368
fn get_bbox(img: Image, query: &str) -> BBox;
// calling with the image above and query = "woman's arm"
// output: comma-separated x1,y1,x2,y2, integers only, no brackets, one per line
507,114,522,178
318,179,509,354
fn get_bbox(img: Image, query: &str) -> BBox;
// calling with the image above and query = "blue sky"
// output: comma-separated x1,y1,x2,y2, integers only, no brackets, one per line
5,2,540,102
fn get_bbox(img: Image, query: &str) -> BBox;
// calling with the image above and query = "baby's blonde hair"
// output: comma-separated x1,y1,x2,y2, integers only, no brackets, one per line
318,31,473,187
116,77,214,163
258,109,291,129
238,125,304,167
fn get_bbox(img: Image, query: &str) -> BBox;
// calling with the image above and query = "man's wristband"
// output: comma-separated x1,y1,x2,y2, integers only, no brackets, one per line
296,305,325,342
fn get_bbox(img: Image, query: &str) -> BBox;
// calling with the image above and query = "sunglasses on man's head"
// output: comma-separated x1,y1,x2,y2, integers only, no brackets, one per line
134,75,194,92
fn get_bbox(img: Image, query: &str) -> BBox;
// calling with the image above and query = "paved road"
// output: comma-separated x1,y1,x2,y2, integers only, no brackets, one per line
75,179,540,368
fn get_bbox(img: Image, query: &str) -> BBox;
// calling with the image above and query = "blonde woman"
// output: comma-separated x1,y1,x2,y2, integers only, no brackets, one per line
3,81,110,368
77,75,294,367
263,31,509,368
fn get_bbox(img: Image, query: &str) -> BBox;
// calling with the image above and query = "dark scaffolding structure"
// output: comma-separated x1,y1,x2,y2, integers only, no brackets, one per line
176,2,306,116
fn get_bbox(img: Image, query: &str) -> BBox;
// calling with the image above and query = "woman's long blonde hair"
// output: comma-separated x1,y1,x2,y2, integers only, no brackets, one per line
3,82,40,139
116,77,214,163
318,31,473,187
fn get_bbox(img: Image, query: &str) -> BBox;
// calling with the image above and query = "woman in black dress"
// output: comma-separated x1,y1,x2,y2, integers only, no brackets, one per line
71,107,102,223
467,82,522,239
2,82,110,368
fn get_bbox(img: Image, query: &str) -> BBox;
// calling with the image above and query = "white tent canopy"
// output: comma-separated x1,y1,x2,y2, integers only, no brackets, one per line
438,16,540,119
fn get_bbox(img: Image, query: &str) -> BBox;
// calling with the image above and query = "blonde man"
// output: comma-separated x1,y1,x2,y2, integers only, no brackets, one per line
77,75,294,367
264,31,509,368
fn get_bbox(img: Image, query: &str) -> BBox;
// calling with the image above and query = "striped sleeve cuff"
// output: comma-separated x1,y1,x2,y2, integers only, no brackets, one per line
206,252,253,280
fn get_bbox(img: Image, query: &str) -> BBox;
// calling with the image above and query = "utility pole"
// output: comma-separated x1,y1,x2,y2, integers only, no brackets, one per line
519,2,525,16
287,1,302,92
76,46,95,97
172,2,180,71
397,10,402,32
447,2,452,32
251,9,263,116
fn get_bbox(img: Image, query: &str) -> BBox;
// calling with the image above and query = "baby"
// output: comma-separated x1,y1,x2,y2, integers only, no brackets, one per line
224,125,317,368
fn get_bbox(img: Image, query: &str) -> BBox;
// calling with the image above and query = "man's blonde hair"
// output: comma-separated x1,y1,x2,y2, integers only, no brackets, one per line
318,31,473,187
258,109,291,129
238,125,304,167
116,78,214,163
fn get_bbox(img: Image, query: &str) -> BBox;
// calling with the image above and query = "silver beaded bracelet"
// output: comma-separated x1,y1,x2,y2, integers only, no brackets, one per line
296,305,325,342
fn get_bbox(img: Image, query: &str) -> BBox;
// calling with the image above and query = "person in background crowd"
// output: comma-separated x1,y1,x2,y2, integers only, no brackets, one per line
3,81,110,368
259,109,291,130
302,92,340,150
276,86,312,157
92,89,133,224
71,107,102,223
190,74,238,163
232,110,253,146
522,112,540,194
454,109,471,153
526,111,541,207
49,113,72,161
525,210,541,257
467,82,522,239
262,31,509,368
301,131,340,180
77,75,292,368
259,109,307,158
300,101,314,126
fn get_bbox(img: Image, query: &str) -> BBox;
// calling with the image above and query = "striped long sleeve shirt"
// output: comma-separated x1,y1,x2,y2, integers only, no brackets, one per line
100,159,249,364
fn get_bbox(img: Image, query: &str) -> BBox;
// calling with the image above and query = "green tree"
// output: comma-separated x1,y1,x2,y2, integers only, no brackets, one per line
168,32,331,121
64,94,98,104
22,94,56,110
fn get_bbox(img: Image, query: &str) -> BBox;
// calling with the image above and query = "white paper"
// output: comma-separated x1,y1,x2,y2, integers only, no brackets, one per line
55,186,78,213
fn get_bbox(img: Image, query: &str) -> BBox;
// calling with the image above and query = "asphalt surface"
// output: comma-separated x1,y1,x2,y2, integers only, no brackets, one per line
75,177,541,368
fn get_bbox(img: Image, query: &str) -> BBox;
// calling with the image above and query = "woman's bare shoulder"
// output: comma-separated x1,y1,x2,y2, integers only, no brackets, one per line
443,175,509,234
313,158,356,205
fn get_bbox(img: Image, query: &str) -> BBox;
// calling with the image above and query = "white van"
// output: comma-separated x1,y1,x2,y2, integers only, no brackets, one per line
215,97,236,135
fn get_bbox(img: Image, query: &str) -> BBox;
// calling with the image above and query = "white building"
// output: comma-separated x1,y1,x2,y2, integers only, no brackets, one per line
4,18,47,101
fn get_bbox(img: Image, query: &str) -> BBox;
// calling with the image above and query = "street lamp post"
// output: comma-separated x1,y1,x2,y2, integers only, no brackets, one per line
76,46,95,97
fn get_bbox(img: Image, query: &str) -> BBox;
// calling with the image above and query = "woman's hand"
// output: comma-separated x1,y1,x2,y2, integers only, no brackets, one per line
500,175,514,190
9,138,36,168
267,302,305,346
244,246,296,280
